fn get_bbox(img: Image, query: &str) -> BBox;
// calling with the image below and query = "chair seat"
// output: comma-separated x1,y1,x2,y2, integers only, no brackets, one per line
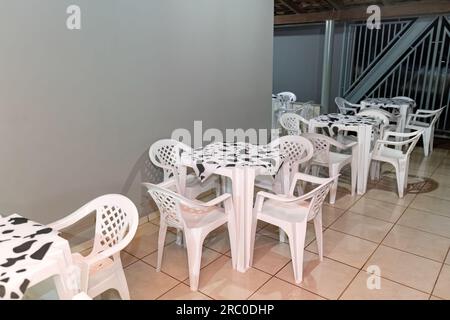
406,122,430,129
180,206,228,229
313,151,352,167
72,253,115,276
374,147,406,161
259,198,309,223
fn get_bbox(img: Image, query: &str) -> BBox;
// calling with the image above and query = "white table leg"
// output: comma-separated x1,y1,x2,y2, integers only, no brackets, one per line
231,167,256,273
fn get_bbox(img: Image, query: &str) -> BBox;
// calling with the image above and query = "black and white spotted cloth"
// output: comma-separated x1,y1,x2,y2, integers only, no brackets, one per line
362,98,414,114
181,142,284,182
313,113,381,127
0,214,58,300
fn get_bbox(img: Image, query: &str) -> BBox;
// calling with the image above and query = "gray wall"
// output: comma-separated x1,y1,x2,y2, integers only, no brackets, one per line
273,23,344,112
0,0,274,223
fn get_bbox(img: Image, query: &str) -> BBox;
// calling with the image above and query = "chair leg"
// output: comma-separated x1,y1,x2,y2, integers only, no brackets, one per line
313,210,323,261
114,268,131,300
184,230,204,291
157,222,168,272
287,222,307,284
176,228,184,247
429,130,434,155
328,166,339,205
395,167,405,198
422,130,431,157
311,165,320,177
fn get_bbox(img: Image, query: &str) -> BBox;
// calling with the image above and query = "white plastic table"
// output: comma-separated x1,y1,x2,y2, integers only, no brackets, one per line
309,114,381,195
180,142,285,272
0,214,80,300
360,98,414,133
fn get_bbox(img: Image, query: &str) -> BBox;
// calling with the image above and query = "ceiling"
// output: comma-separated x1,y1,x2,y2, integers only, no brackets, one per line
274,0,450,24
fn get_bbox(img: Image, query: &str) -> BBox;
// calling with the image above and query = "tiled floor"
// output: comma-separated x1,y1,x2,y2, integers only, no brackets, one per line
28,147,450,300
116,146,450,300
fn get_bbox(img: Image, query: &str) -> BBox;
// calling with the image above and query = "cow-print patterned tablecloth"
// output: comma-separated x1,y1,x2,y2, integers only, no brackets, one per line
361,98,414,114
312,113,381,128
0,214,59,300
181,142,284,181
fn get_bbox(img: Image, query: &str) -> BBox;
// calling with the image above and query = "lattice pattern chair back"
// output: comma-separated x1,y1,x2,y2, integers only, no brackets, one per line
149,139,192,180
277,91,297,102
279,113,308,136
307,179,335,221
303,133,331,164
88,195,138,254
144,183,183,228
278,136,314,170
358,109,390,141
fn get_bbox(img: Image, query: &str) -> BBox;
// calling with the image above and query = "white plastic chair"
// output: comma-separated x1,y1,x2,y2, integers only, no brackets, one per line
369,130,423,198
335,97,361,115
393,96,417,109
405,106,446,156
72,292,92,300
302,133,357,204
277,91,297,102
49,194,139,300
143,183,236,291
149,139,220,198
357,108,394,141
279,112,310,136
254,135,314,195
252,173,337,284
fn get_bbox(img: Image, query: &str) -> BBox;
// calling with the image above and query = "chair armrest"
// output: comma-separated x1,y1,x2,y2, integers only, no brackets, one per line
189,193,232,208
407,113,434,125
327,137,357,150
254,191,296,213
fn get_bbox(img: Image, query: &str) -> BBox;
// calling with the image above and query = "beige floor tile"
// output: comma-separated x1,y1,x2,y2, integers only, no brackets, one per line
125,223,176,258
192,256,271,300
276,251,358,299
157,283,211,300
249,277,324,300
364,245,441,293
322,205,346,227
434,166,450,177
422,184,450,201
306,229,378,268
340,271,429,300
433,264,450,300
365,188,415,207
383,225,450,262
124,261,179,300
329,191,361,210
407,167,435,178
251,235,292,275
203,226,231,254
430,295,444,300
348,197,406,223
121,251,139,268
410,195,450,218
430,173,450,187
142,242,222,281
330,212,393,243
446,252,450,265
398,208,450,238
